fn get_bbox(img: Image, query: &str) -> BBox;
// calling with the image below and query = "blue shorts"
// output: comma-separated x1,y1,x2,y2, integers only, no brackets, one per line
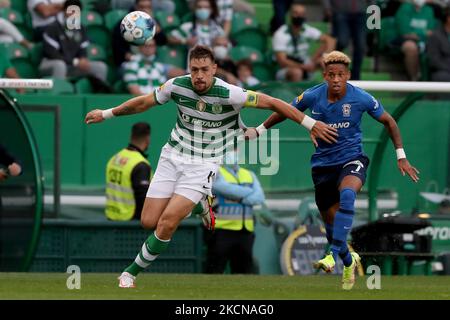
311,155,370,212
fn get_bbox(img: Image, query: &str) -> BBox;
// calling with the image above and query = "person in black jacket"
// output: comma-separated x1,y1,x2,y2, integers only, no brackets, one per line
426,7,450,82
0,144,21,182
38,0,108,82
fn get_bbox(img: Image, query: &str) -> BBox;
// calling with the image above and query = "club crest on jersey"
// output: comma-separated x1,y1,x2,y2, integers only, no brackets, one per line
296,93,304,104
196,100,207,112
212,103,222,114
342,104,351,117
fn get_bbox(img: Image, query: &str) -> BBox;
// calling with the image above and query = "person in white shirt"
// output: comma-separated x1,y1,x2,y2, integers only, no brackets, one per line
27,0,64,41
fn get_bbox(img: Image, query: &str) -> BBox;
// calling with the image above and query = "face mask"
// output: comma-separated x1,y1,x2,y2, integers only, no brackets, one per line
291,16,305,27
224,151,239,165
213,46,228,60
195,8,211,21
413,0,426,8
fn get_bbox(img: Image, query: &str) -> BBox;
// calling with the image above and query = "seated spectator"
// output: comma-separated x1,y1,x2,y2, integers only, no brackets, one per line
236,59,260,87
112,0,167,68
0,18,33,49
169,0,228,49
39,0,107,82
27,0,64,41
123,39,185,96
426,7,450,82
272,2,335,82
270,0,293,34
217,0,233,36
392,0,437,81
213,36,237,84
188,0,255,16
112,0,175,13
0,45,24,93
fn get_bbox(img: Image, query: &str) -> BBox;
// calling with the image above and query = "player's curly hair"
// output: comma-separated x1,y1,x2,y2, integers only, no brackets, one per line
189,45,215,63
323,51,351,67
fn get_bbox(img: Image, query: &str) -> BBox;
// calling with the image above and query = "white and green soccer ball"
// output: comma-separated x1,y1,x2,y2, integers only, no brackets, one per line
120,11,156,46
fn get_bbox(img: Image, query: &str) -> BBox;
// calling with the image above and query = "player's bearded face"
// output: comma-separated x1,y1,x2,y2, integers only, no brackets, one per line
323,64,350,95
190,58,217,93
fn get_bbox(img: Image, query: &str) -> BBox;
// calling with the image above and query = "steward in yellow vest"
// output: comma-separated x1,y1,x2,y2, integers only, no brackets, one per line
105,123,152,221
206,150,266,274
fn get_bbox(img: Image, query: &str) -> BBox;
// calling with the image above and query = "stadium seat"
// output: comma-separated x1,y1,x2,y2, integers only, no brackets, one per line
154,11,180,33
156,45,187,69
308,21,330,34
180,12,193,24
230,12,259,35
229,46,263,64
87,43,107,61
252,63,274,82
361,72,392,81
10,0,27,14
232,28,267,52
104,9,127,31
29,43,43,66
173,0,190,21
13,60,38,78
36,78,75,95
113,80,127,94
3,42,29,60
82,11,111,50
378,17,399,53
0,8,24,26
74,78,93,93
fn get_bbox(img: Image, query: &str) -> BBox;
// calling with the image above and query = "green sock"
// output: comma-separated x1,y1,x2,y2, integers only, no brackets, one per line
124,232,171,276
191,202,204,215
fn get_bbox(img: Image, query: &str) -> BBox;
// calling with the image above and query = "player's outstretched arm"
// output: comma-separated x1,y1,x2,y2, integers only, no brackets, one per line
84,93,158,124
248,93,338,144
377,112,420,182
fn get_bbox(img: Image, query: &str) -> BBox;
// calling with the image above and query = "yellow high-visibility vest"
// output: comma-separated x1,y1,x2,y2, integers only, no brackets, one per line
215,166,255,232
105,148,150,221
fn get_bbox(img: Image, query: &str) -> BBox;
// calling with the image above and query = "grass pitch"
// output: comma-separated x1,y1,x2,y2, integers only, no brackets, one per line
0,273,449,300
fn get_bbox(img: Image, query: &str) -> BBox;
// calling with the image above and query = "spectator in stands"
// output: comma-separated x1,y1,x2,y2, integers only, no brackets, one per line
393,0,437,81
188,0,255,17
205,148,265,274
0,143,22,182
39,0,108,82
112,0,168,68
105,122,152,221
0,45,25,93
169,0,228,49
27,0,64,41
426,6,450,82
123,39,185,96
213,36,238,84
112,0,175,14
272,2,336,82
236,59,260,87
322,0,373,80
0,18,34,49
217,0,233,36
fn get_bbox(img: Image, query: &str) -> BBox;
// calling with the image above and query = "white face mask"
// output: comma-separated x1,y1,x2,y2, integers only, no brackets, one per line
213,46,228,60
413,0,426,8
224,151,239,165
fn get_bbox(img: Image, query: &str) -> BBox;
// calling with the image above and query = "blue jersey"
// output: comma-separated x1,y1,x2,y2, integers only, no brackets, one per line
292,82,385,168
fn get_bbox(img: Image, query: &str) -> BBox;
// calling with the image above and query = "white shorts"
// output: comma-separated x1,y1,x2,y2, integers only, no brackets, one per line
146,144,220,203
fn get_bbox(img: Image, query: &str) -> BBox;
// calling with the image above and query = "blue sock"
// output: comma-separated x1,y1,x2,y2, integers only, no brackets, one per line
330,188,356,262
325,223,333,244
339,245,353,267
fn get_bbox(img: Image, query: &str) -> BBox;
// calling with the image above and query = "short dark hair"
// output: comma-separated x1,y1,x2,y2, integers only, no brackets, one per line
236,59,253,72
189,45,215,63
131,122,151,140
64,0,82,11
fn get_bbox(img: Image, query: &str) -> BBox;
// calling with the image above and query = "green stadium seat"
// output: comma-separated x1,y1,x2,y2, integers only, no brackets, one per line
230,46,263,64
154,11,180,33
252,63,274,82
11,0,27,14
81,0,96,11
104,9,127,31
361,72,392,81
13,60,38,78
156,45,187,69
0,8,24,26
74,78,93,93
362,57,374,72
180,12,193,24
232,28,267,52
86,43,107,61
173,0,190,21
82,11,111,50
3,42,29,60
29,43,43,65
378,17,399,53
113,80,127,94
231,12,259,35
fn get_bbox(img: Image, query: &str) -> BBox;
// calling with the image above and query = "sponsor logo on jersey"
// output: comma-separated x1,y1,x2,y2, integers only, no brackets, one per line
328,122,350,129
342,104,351,117
180,113,223,128
212,103,222,114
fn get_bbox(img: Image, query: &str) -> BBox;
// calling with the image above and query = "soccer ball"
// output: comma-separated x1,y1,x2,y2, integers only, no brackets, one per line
120,11,156,46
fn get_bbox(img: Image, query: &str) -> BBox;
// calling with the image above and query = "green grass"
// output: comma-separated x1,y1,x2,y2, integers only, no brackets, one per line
0,273,449,300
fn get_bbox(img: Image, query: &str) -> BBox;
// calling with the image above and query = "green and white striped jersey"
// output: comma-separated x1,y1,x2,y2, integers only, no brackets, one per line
154,75,259,160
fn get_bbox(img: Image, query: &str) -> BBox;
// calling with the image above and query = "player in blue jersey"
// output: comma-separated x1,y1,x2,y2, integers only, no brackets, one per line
247,51,419,290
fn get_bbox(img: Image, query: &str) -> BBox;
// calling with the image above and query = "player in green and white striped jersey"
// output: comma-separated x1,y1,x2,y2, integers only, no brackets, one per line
84,45,338,288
